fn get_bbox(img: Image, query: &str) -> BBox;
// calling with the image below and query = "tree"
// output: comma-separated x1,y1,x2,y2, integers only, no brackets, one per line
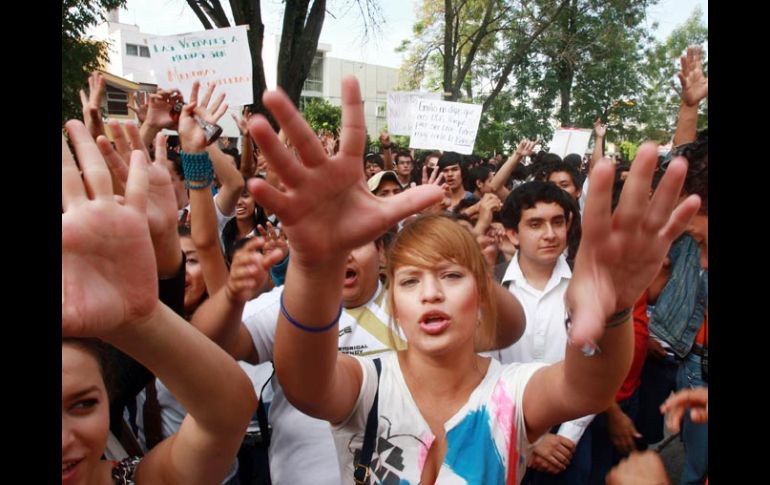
185,1,383,129
62,0,126,124
301,98,341,134
397,0,569,106
633,7,707,142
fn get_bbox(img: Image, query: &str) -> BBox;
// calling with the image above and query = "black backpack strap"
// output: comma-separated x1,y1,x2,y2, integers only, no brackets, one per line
353,358,382,484
256,363,275,448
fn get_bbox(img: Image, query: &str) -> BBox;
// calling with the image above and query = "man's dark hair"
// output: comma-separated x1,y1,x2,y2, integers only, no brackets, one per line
563,153,583,173
544,161,583,191
438,151,463,170
395,149,414,162
364,152,384,169
654,128,708,213
500,180,582,268
467,165,494,193
500,180,576,231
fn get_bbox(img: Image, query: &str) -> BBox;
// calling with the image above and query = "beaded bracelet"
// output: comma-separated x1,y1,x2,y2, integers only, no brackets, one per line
181,151,214,190
280,292,343,333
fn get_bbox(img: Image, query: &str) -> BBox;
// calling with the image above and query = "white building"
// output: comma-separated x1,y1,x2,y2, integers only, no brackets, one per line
88,11,399,138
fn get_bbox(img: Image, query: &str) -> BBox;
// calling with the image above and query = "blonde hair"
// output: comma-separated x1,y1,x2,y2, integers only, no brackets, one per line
386,214,497,351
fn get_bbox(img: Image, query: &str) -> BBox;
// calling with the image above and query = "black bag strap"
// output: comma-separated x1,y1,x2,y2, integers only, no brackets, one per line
354,358,382,484
256,363,275,448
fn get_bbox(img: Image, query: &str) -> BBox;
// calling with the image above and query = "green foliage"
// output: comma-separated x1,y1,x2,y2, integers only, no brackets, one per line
300,97,342,135
62,0,126,125
634,7,708,143
618,141,639,161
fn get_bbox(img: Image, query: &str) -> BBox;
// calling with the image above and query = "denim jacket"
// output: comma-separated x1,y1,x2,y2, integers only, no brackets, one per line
649,234,708,358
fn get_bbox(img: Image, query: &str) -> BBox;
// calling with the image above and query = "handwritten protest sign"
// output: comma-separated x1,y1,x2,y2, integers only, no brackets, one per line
547,128,592,158
408,99,483,154
148,25,253,106
386,91,441,135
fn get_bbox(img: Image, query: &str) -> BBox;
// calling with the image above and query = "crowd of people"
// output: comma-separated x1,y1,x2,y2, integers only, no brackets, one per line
62,45,708,484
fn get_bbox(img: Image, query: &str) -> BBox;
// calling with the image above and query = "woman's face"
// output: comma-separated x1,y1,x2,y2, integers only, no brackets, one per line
181,236,206,313
235,189,256,221
62,344,109,485
392,262,479,356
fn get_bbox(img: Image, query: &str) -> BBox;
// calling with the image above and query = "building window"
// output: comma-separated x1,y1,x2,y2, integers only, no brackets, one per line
105,85,129,116
126,43,138,56
139,46,150,58
376,104,386,118
302,53,324,93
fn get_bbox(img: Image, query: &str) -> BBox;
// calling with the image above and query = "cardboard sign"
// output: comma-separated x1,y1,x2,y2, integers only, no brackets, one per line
386,91,441,135
148,25,253,106
547,128,593,158
408,99,483,154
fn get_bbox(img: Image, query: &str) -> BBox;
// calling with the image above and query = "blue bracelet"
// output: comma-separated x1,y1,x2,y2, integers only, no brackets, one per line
279,292,343,333
181,151,214,190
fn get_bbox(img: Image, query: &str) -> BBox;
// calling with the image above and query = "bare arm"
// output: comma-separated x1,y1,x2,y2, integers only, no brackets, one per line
62,120,255,485
673,46,708,146
190,236,285,363
522,144,701,442
179,82,231,295
589,118,606,174
380,131,394,170
246,77,443,423
233,108,256,178
490,139,536,200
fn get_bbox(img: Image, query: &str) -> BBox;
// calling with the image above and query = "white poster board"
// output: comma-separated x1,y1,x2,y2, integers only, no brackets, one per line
408,99,483,154
547,128,593,158
386,91,441,135
148,25,253,106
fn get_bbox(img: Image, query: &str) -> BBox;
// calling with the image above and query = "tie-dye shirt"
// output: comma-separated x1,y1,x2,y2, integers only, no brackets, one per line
332,354,546,484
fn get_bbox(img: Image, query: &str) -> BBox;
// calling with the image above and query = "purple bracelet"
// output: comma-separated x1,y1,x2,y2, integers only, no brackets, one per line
279,292,343,333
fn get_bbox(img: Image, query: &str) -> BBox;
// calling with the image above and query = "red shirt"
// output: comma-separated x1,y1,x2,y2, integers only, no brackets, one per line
616,291,651,401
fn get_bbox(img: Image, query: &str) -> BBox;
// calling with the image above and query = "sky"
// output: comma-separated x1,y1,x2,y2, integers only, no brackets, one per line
116,0,707,70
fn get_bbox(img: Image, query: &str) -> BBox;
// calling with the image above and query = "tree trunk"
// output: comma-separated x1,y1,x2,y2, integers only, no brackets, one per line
443,0,455,100
557,61,574,126
276,0,326,108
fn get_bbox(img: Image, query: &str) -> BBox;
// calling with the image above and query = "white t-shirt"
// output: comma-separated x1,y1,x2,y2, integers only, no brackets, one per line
333,354,546,484
242,282,403,484
494,254,593,444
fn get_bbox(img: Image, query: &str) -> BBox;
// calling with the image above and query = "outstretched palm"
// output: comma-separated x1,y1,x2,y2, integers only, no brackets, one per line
566,143,700,346
62,121,158,338
247,77,443,264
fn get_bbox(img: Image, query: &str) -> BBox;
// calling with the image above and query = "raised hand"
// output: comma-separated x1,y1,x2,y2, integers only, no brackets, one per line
678,46,708,107
257,222,289,259
379,131,391,148
62,120,158,338
225,237,285,303
128,94,149,124
565,142,701,347
593,117,607,138
179,81,228,153
515,138,537,158
231,106,252,136
79,71,106,139
246,76,443,265
145,88,184,130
